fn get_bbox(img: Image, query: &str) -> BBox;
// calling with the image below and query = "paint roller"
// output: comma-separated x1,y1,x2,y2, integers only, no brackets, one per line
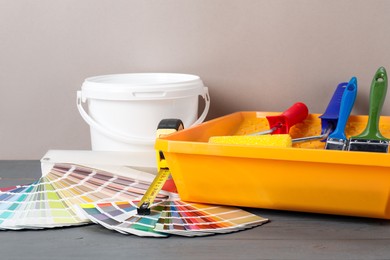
209,102,308,147
208,132,328,147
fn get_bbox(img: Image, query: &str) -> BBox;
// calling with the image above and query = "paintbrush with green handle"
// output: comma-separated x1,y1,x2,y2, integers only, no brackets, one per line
348,67,389,153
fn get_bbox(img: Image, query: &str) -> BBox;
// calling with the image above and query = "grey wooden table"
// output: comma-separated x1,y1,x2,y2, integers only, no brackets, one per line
0,160,390,260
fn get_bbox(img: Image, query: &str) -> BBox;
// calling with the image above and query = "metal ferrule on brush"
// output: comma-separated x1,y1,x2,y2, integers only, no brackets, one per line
325,137,349,151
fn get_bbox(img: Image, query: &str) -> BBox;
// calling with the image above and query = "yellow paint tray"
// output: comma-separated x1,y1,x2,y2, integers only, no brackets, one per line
155,111,390,219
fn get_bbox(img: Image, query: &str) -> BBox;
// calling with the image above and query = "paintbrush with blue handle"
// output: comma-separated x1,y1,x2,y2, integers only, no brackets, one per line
325,77,358,150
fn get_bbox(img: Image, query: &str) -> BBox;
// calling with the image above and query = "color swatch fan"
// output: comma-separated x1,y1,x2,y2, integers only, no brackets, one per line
0,163,268,236
78,194,268,237
0,163,167,230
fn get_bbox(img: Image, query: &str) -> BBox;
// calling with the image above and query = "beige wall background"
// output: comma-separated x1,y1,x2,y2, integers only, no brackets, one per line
1,0,390,159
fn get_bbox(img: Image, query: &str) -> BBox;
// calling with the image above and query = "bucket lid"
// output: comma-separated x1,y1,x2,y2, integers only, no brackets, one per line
81,73,205,101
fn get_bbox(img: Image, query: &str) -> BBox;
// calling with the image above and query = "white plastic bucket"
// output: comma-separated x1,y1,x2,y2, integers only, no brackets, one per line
77,73,210,166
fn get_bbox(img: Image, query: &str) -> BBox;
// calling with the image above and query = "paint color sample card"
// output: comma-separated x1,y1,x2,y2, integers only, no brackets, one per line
0,163,167,230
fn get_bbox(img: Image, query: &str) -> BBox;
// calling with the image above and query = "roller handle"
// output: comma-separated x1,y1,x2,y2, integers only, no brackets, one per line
353,67,388,140
266,102,309,134
328,77,357,140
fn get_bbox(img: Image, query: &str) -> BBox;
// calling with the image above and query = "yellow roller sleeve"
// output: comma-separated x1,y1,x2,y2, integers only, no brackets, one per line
209,134,292,148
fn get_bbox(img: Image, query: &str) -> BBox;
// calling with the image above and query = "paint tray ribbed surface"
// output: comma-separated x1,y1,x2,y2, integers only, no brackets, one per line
155,112,390,219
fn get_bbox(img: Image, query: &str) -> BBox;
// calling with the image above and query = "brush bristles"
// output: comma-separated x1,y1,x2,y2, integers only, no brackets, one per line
209,134,292,148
